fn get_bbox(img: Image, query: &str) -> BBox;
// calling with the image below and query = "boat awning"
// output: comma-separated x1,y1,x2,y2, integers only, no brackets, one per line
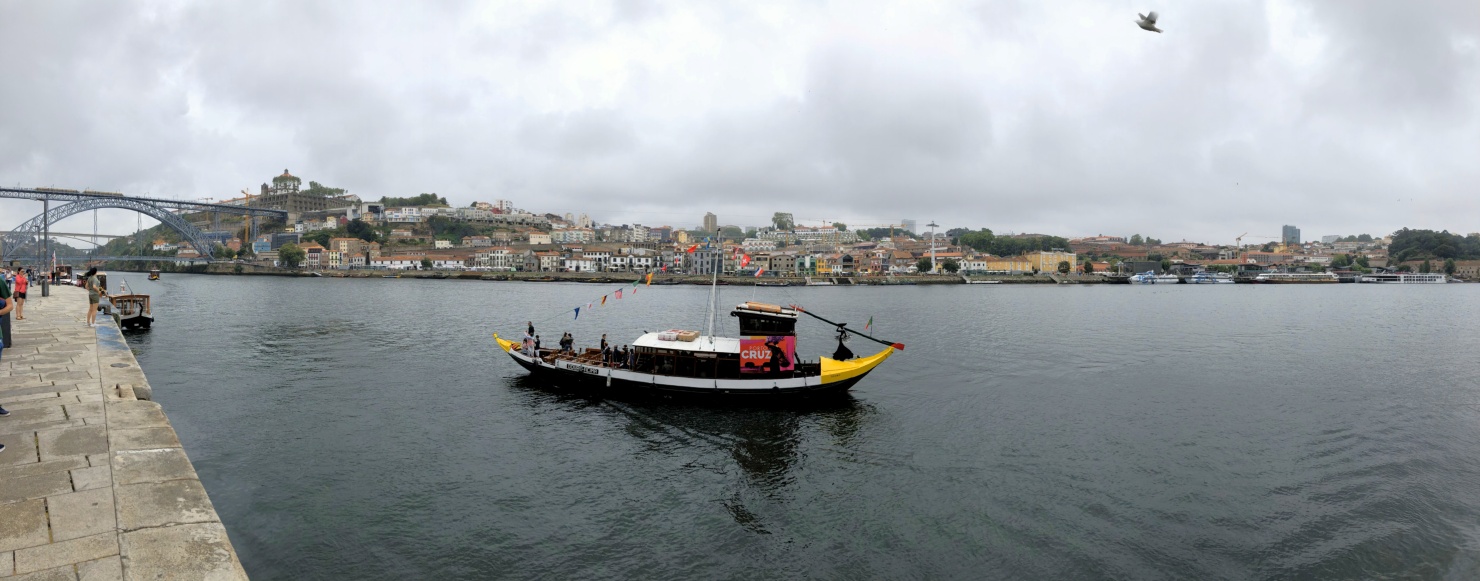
632,333,740,354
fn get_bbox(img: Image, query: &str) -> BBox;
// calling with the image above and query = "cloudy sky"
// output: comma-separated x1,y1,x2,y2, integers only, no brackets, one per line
2,0,1477,245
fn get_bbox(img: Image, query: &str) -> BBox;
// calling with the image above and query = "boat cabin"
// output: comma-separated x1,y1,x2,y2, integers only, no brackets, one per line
543,302,818,379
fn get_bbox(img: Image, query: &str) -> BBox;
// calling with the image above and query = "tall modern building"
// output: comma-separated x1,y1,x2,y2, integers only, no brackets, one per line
703,212,718,232
1282,225,1301,245
901,219,917,236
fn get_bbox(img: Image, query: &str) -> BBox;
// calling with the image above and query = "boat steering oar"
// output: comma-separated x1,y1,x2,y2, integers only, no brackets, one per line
790,305,904,350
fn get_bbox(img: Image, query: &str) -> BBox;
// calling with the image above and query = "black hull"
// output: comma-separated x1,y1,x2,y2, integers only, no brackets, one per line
507,354,864,399
120,316,153,331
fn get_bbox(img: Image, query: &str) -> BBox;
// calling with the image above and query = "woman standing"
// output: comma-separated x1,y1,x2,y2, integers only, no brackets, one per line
11,269,26,320
82,267,105,327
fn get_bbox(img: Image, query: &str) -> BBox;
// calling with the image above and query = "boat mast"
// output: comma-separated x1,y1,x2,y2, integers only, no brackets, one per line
704,245,720,345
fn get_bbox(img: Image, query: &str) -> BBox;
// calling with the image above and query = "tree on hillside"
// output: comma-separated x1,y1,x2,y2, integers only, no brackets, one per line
833,222,848,232
1444,258,1457,276
1160,259,1172,272
1331,254,1350,268
380,193,448,207
1420,259,1432,273
1356,254,1370,268
1261,242,1276,252
278,243,306,268
719,226,745,240
346,219,378,242
942,258,959,273
301,181,348,198
916,257,933,273
421,257,434,270
1129,234,1144,245
213,244,235,260
1083,260,1095,274
1057,260,1071,274
771,212,795,230
958,229,995,252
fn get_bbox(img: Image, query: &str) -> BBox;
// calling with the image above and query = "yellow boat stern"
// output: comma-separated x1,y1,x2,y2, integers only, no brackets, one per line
819,346,897,385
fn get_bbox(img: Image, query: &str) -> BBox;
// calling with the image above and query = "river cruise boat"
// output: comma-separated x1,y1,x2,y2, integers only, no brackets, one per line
1187,271,1234,284
1129,271,1180,284
147,268,160,281
494,301,902,398
1252,272,1339,283
1358,272,1448,284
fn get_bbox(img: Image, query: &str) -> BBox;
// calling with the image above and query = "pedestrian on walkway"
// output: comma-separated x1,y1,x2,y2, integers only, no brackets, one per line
12,268,27,320
0,282,12,454
0,268,12,349
82,267,105,327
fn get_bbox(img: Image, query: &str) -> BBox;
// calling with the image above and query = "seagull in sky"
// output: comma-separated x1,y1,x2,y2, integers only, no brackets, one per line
1136,11,1162,33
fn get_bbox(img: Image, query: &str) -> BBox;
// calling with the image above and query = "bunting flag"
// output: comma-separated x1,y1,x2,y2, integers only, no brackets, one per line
686,244,699,253
616,288,623,299
645,272,653,286
574,307,581,320
865,316,873,331
601,295,607,305
631,280,639,287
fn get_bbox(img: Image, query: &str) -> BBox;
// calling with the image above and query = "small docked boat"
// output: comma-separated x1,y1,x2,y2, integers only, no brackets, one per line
1128,271,1158,284
494,301,902,398
147,268,160,281
755,280,791,287
110,293,153,330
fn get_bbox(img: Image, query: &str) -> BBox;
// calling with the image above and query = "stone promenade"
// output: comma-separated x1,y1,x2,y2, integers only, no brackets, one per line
1,285,247,580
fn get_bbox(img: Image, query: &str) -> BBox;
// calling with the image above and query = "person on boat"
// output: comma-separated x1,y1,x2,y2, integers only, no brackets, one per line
622,346,634,369
534,335,541,353
527,321,535,337
599,334,609,362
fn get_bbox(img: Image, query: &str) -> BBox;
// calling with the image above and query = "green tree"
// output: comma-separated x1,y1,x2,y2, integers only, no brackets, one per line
301,181,348,198
1356,254,1370,268
1444,258,1457,275
346,219,378,242
1397,264,1413,272
212,244,235,260
1146,237,1162,245
771,212,795,230
719,226,745,240
957,228,996,252
1331,254,1350,268
1129,234,1143,245
380,193,448,207
1420,259,1432,273
833,222,847,231
1160,259,1172,272
1057,260,1071,274
1082,260,1095,274
942,258,960,273
1261,242,1277,252
916,257,933,273
277,243,306,268
421,257,434,270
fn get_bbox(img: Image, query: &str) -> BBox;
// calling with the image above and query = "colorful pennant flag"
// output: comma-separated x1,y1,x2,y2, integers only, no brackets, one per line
755,268,765,277
741,254,751,267
616,289,623,299
574,307,580,320
686,244,699,253
601,295,607,305
645,272,653,286
865,316,872,331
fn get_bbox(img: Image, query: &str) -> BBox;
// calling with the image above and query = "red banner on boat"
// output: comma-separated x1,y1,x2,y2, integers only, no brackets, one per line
739,335,795,374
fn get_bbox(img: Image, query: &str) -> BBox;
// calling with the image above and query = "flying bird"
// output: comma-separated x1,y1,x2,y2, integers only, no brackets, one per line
1136,11,1162,33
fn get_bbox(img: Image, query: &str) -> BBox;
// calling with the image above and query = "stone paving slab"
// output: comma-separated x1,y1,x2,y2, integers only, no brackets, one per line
0,287,247,579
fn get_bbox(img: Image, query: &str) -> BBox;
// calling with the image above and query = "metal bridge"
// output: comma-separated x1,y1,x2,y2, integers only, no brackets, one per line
1,187,287,263
54,255,211,264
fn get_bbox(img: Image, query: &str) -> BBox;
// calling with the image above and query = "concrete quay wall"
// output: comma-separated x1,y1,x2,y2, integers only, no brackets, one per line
0,286,247,580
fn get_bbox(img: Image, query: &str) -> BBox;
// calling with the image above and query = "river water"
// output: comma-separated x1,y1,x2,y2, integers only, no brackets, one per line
124,274,1480,580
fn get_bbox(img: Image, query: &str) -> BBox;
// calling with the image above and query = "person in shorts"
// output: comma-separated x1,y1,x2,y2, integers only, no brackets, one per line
11,268,26,320
0,284,12,453
82,267,104,327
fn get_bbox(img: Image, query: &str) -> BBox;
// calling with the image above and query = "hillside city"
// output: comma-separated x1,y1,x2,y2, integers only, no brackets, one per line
104,169,1480,280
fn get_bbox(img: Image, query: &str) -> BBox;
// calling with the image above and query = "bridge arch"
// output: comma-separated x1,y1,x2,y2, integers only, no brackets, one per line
2,198,219,262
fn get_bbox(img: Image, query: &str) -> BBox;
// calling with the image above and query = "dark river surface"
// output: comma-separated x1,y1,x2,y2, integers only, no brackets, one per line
123,274,1480,580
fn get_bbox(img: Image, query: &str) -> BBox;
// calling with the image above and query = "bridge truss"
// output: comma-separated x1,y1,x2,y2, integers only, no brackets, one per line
1,188,287,263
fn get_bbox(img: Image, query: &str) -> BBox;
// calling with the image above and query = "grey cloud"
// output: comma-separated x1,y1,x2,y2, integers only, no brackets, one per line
1,0,1477,241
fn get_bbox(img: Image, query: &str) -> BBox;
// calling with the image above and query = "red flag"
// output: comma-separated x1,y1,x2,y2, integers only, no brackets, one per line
686,244,698,253
616,288,623,299
741,254,751,267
